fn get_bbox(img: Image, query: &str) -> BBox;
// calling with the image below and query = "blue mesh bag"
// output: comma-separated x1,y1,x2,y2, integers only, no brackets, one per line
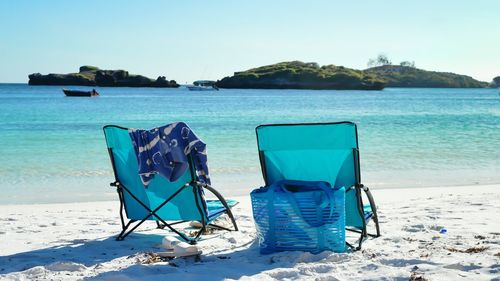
251,180,345,254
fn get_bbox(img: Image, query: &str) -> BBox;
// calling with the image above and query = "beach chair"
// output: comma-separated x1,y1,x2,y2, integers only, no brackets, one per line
256,121,380,250
103,125,238,243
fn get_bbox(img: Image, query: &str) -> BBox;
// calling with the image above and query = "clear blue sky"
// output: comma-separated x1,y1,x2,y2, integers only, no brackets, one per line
1,0,499,83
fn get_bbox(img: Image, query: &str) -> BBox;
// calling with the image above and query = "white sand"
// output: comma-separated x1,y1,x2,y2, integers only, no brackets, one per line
1,185,499,281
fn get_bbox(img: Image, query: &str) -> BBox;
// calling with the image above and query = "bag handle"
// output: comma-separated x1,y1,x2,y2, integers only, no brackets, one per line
270,180,338,227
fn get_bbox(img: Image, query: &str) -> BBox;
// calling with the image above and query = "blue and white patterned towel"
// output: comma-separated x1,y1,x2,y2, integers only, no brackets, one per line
128,122,210,187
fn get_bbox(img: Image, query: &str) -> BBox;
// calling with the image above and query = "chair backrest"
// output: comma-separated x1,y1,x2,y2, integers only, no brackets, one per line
256,122,365,228
103,125,207,222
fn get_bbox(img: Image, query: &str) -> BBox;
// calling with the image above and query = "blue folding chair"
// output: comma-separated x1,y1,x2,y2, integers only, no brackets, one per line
103,125,238,243
256,121,380,250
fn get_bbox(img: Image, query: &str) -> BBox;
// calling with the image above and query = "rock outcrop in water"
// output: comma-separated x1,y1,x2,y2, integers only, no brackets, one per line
491,76,500,88
28,66,179,88
364,65,489,88
216,61,386,90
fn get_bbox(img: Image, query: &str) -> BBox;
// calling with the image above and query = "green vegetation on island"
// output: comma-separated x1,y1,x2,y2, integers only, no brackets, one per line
216,58,491,90
364,65,489,88
216,61,386,90
28,66,179,88
364,54,489,88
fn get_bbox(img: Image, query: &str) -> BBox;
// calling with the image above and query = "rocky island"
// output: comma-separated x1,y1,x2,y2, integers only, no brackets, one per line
491,76,500,88
216,61,386,90
364,65,489,88
28,66,179,88
216,61,492,90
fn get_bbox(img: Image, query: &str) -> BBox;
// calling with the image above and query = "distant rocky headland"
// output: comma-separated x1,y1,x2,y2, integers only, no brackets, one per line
492,76,500,88
216,61,492,90
365,65,489,88
28,66,179,88
216,61,385,90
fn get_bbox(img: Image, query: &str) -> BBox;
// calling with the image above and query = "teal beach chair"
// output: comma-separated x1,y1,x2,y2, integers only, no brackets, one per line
256,122,380,250
103,125,238,243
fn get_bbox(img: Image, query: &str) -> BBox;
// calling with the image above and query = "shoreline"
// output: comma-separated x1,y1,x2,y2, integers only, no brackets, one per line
0,82,498,89
1,184,499,280
1,183,499,206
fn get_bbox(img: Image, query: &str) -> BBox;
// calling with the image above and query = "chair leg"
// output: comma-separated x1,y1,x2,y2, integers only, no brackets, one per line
346,223,378,251
116,217,151,241
156,221,166,229
226,206,239,231
357,229,366,250
345,229,365,251
116,220,134,241
373,215,381,237
207,223,233,232
192,225,206,244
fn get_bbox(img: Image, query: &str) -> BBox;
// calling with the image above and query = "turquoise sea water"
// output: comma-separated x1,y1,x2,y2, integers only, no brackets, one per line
0,84,499,204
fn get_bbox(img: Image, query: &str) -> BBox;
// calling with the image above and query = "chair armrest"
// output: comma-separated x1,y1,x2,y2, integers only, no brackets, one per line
194,181,234,212
194,181,238,231
359,184,380,237
360,184,377,215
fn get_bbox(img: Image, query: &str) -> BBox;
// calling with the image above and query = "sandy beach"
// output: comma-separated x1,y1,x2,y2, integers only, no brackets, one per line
1,184,499,281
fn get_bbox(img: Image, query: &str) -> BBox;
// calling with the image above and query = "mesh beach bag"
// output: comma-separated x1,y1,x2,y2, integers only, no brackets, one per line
251,180,345,254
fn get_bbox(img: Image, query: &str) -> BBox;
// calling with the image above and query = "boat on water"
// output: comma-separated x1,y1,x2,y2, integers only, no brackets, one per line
187,80,219,91
62,88,99,97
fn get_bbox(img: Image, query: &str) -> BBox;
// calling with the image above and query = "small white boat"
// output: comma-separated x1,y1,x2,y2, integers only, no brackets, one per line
187,80,219,91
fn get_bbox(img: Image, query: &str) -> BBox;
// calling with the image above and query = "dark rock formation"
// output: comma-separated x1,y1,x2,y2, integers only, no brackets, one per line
28,66,179,88
28,73,95,86
491,76,500,88
216,61,385,90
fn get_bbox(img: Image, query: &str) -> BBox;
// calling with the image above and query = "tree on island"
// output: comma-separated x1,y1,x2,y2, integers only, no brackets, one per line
367,54,392,67
367,54,417,69
399,60,416,68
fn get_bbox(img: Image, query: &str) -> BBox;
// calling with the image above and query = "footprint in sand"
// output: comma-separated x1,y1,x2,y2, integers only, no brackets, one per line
402,224,426,232
489,264,500,274
45,262,87,272
428,225,444,231
443,263,481,271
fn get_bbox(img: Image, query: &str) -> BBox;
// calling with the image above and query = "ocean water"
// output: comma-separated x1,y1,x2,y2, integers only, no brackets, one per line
0,84,499,204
